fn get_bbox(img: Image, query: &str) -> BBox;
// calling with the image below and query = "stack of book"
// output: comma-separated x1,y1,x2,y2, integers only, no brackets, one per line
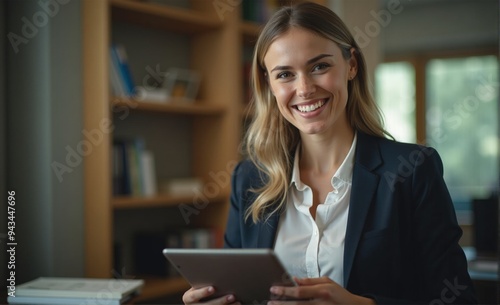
7,277,144,305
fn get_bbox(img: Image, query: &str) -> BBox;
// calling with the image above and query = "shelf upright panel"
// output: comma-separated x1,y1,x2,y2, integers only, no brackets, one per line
83,0,113,278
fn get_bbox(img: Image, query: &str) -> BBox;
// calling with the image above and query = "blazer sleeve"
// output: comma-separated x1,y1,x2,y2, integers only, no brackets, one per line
370,148,477,305
224,161,244,248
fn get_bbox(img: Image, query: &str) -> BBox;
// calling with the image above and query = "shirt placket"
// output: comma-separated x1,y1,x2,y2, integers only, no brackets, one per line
295,186,321,278
305,216,320,278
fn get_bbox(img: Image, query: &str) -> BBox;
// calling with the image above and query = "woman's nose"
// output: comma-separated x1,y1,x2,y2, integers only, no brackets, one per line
297,75,316,99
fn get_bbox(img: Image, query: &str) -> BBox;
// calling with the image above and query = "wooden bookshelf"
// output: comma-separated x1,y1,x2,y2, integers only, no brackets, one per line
83,0,325,302
83,0,240,301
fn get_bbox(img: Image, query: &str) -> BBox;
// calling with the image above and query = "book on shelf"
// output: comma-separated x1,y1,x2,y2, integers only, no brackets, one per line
8,277,144,305
113,138,158,197
109,47,127,98
109,44,136,98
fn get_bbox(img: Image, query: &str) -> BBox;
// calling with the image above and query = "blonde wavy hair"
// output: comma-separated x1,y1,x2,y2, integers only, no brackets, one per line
244,2,390,223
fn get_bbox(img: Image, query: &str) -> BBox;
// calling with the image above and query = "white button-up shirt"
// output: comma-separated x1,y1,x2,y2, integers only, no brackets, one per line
274,133,357,286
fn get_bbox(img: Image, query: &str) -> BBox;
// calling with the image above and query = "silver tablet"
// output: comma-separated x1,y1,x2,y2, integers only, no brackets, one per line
162,248,297,304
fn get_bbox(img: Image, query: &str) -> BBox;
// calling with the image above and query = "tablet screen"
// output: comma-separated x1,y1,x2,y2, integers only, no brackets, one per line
163,248,296,303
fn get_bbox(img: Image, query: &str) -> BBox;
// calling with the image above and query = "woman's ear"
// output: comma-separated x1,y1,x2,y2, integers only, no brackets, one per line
348,47,358,80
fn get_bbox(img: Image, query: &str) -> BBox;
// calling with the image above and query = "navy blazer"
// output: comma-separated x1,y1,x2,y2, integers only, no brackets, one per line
224,132,477,304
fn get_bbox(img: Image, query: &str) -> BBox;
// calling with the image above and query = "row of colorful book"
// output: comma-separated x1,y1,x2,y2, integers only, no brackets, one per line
7,277,144,305
113,138,158,197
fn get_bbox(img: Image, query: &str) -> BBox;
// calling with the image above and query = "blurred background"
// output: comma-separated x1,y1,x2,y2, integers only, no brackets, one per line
1,0,498,303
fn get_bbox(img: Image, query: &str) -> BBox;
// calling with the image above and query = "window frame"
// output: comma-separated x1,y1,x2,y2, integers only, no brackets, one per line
382,48,499,145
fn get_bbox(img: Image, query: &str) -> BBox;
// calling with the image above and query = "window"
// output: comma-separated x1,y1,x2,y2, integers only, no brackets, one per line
375,62,416,143
375,55,499,211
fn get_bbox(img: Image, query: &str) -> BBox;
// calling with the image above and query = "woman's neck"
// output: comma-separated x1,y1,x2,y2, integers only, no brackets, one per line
299,126,355,174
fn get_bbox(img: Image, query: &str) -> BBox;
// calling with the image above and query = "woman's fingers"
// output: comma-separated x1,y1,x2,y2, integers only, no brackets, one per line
182,286,239,305
294,277,334,286
183,286,215,304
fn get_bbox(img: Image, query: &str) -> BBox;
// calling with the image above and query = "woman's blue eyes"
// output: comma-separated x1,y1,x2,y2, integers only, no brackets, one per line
275,63,331,79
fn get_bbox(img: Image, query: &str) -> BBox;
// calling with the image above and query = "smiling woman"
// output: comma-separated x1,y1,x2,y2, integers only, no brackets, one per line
245,2,390,223
182,2,478,304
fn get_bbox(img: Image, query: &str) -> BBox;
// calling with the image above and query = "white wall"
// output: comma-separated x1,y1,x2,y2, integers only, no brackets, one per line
6,0,84,282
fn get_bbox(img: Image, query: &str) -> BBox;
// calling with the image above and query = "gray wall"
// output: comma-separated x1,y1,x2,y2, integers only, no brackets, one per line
6,0,84,282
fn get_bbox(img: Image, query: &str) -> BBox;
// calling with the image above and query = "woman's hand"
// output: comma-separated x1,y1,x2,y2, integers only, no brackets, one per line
182,286,241,305
268,277,376,305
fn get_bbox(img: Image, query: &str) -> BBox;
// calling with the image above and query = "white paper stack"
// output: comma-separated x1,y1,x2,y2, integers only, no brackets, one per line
7,277,144,305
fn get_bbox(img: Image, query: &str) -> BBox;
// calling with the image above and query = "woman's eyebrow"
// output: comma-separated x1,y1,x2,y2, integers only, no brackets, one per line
270,53,333,73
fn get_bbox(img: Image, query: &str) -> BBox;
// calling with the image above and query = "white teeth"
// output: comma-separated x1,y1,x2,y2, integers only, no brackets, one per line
297,100,325,113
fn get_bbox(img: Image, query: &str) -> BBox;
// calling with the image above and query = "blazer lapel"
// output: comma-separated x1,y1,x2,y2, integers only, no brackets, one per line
343,133,382,287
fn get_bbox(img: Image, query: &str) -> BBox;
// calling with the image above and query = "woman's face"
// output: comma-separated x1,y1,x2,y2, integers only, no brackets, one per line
263,27,357,137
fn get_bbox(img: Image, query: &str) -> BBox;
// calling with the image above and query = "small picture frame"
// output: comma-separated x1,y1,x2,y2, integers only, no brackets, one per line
162,68,201,102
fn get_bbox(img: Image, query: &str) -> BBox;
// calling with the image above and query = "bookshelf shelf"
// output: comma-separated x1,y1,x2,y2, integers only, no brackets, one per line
111,98,226,116
112,192,229,209
110,0,221,34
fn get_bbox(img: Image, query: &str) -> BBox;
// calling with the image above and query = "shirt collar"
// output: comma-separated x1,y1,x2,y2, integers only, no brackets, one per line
291,147,305,190
334,132,357,186
290,132,357,190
